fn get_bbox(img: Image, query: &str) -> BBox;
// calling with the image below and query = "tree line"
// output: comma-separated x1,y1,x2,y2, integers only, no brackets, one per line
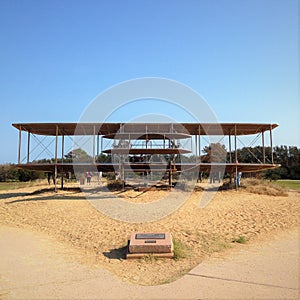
0,145,299,182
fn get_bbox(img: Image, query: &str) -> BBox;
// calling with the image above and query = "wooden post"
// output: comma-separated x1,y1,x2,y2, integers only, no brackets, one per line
61,135,64,189
234,124,237,163
234,124,238,190
270,125,274,164
18,126,22,164
97,135,100,157
168,161,172,187
235,165,238,191
262,131,265,163
93,125,96,164
228,132,232,163
27,131,30,163
195,134,198,158
198,125,201,162
54,125,58,192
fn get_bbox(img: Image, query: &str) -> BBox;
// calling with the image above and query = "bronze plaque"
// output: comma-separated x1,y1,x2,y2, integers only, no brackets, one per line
136,233,165,240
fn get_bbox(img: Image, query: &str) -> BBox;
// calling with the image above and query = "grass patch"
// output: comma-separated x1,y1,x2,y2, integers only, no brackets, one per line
141,254,158,262
272,180,300,190
232,236,247,244
197,233,231,254
0,181,34,191
173,239,189,260
241,178,288,196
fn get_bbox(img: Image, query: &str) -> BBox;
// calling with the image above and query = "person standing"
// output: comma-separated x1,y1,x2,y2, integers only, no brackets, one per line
86,171,92,185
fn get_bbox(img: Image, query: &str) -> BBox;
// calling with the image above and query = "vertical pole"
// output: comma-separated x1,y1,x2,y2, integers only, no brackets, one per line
168,161,172,187
199,135,201,160
61,135,64,189
146,124,148,150
27,132,30,163
229,132,232,163
195,134,198,158
61,135,64,163
234,124,238,190
270,125,274,164
101,136,103,153
97,135,100,157
55,125,58,192
235,165,238,190
93,125,96,163
262,131,265,163
18,126,22,164
234,125,237,163
198,125,201,162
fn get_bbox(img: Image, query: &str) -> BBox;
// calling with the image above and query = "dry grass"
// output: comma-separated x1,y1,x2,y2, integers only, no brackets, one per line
242,178,288,196
0,181,299,285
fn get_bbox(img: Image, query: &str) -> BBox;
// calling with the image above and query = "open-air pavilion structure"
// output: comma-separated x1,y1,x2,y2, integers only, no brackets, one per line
12,122,280,190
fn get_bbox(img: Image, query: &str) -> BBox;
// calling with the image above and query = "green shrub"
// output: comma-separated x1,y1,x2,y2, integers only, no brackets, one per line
232,236,247,244
173,239,189,260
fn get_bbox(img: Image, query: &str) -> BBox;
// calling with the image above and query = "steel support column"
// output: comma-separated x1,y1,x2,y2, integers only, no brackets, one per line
228,132,232,163
270,125,274,164
27,131,30,163
18,126,22,164
198,125,201,162
93,125,96,163
97,135,100,157
234,124,238,190
61,135,64,189
262,131,265,164
54,125,58,192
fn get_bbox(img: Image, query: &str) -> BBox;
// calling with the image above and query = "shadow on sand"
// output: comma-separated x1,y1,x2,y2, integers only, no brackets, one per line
103,244,128,260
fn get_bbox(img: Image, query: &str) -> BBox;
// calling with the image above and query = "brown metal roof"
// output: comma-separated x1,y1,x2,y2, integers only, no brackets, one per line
12,123,278,136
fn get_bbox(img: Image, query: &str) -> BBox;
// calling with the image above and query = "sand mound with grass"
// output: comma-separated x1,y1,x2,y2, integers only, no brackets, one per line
241,178,288,196
0,180,299,285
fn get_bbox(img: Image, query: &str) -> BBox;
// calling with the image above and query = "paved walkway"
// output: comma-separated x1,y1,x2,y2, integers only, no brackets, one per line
0,226,299,299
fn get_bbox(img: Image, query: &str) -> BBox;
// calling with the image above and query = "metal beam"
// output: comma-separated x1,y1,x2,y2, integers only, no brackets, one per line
97,135,100,157
61,135,64,189
198,125,201,162
228,132,232,163
27,131,30,163
262,131,265,164
234,124,238,190
270,125,274,164
18,126,22,164
234,124,237,163
54,125,58,192
93,125,96,163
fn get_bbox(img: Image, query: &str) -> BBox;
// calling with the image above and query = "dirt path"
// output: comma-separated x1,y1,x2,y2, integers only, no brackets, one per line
0,226,298,299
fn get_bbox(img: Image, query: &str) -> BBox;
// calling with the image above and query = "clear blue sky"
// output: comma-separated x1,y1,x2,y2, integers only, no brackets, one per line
0,0,298,163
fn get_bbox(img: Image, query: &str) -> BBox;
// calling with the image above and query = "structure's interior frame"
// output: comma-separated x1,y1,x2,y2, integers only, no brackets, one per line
13,123,280,190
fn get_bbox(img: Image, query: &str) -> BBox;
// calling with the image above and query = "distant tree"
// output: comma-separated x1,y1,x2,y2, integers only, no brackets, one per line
0,164,18,182
65,148,92,162
272,146,300,179
202,143,227,163
96,153,112,163
0,164,44,182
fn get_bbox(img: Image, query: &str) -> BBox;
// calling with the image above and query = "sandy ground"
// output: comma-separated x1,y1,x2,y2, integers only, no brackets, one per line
0,226,298,299
0,181,299,286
